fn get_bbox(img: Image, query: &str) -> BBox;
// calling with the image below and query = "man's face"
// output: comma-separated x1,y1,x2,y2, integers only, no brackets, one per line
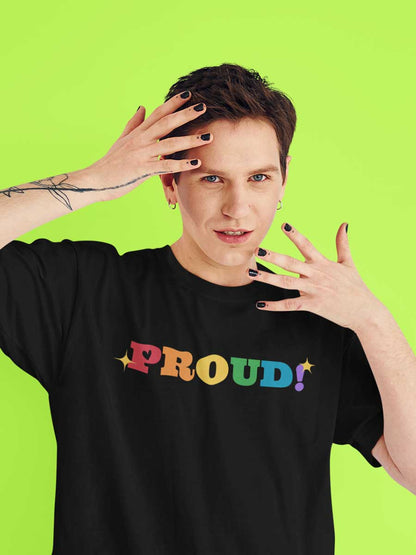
161,116,290,277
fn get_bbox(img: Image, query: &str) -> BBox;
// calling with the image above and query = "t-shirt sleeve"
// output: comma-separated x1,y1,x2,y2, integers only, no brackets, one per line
333,328,384,468
0,238,78,393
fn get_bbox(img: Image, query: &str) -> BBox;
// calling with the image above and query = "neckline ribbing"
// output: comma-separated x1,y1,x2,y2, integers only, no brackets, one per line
158,244,275,302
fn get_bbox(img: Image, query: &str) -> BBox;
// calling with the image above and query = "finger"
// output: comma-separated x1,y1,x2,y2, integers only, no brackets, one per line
146,102,207,142
152,157,202,175
139,90,193,133
152,132,213,158
119,105,147,139
281,222,325,262
256,248,312,277
247,268,310,294
255,296,306,312
336,222,354,265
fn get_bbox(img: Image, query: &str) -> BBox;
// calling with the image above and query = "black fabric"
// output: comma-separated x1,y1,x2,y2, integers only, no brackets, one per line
333,329,384,468
0,238,385,554
0,239,78,392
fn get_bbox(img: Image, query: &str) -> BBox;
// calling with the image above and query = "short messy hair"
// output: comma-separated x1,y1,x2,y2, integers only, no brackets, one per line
161,63,297,185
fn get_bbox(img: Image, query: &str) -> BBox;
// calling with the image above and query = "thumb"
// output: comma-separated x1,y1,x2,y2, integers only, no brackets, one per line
119,105,146,139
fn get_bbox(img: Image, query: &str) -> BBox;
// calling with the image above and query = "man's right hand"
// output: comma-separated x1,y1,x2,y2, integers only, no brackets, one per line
84,91,213,202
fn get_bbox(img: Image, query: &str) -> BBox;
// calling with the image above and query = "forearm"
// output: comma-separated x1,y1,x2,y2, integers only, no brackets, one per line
354,305,416,484
0,168,103,249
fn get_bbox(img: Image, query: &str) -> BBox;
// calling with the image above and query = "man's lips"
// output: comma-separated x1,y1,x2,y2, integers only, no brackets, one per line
214,229,253,233
214,230,254,243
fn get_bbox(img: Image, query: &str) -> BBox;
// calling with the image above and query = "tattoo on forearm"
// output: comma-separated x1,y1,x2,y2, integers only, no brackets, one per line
0,171,171,211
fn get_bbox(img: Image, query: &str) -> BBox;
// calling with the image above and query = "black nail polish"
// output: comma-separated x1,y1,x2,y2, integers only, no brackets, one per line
248,268,258,277
194,103,205,111
180,91,191,98
346,223,349,234
201,133,211,141
136,106,141,111
258,248,267,256
284,223,292,231
190,159,199,166
256,302,266,308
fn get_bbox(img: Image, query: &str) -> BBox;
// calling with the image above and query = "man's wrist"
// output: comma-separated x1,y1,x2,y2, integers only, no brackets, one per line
67,167,106,204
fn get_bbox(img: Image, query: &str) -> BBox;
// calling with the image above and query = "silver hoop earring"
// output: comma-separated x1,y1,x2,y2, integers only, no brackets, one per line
168,201,177,210
276,199,283,211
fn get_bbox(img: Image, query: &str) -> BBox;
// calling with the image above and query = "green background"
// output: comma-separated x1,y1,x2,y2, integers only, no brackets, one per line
1,0,415,552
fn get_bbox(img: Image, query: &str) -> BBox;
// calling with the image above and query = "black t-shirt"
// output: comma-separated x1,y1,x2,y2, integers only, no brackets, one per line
0,238,384,555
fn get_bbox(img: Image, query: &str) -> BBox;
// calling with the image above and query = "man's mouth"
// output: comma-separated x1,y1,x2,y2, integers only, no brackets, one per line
214,230,254,243
214,229,253,235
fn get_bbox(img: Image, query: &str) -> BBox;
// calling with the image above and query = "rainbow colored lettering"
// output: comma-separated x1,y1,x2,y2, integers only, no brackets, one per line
115,341,315,392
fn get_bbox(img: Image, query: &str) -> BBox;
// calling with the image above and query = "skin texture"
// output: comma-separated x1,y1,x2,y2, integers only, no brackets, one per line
0,172,166,211
160,117,291,287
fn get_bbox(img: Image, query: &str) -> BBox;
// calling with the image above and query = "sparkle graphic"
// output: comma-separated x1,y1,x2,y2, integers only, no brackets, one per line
114,350,132,372
301,357,315,373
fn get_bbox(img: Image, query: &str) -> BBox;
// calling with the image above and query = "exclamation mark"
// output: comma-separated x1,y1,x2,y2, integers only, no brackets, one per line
294,364,305,392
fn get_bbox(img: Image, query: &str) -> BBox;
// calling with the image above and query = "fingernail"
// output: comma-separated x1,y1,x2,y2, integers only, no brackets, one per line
200,133,211,141
136,106,141,111
284,223,292,231
190,159,199,166
248,268,258,277
257,248,267,257
194,103,205,111
256,301,266,308
180,90,191,99
346,223,349,234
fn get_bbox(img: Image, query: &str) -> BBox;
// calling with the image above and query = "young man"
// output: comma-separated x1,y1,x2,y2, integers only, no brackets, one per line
1,63,414,554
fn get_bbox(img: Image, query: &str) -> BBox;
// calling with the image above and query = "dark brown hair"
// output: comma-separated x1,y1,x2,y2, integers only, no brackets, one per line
161,63,297,185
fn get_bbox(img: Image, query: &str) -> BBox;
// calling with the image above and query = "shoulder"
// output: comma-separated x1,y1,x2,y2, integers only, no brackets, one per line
69,240,159,283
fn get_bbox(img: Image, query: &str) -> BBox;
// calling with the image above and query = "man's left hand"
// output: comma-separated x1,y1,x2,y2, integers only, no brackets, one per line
249,222,386,331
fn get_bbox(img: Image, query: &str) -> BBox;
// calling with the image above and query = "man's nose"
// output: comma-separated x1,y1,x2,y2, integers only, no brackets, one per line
221,189,252,218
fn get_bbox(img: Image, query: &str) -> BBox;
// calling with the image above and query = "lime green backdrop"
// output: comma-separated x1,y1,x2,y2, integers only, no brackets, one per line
0,0,415,553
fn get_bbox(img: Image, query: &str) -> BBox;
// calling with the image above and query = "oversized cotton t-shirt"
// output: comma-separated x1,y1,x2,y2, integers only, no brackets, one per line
0,238,384,555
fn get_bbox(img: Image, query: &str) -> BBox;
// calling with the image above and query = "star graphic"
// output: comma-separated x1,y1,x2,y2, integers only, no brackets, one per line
114,350,132,372
301,357,315,374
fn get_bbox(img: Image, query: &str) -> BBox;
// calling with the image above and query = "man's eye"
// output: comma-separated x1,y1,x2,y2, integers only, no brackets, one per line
202,174,270,183
252,174,270,182
203,175,220,183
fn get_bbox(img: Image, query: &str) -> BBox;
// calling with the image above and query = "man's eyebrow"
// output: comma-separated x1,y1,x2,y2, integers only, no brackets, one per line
193,165,280,175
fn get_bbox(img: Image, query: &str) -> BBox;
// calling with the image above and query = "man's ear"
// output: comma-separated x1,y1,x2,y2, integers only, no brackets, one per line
282,155,292,187
159,172,177,203
159,155,178,204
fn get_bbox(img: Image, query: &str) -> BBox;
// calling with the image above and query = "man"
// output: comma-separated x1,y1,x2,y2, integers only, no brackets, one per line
1,63,415,554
